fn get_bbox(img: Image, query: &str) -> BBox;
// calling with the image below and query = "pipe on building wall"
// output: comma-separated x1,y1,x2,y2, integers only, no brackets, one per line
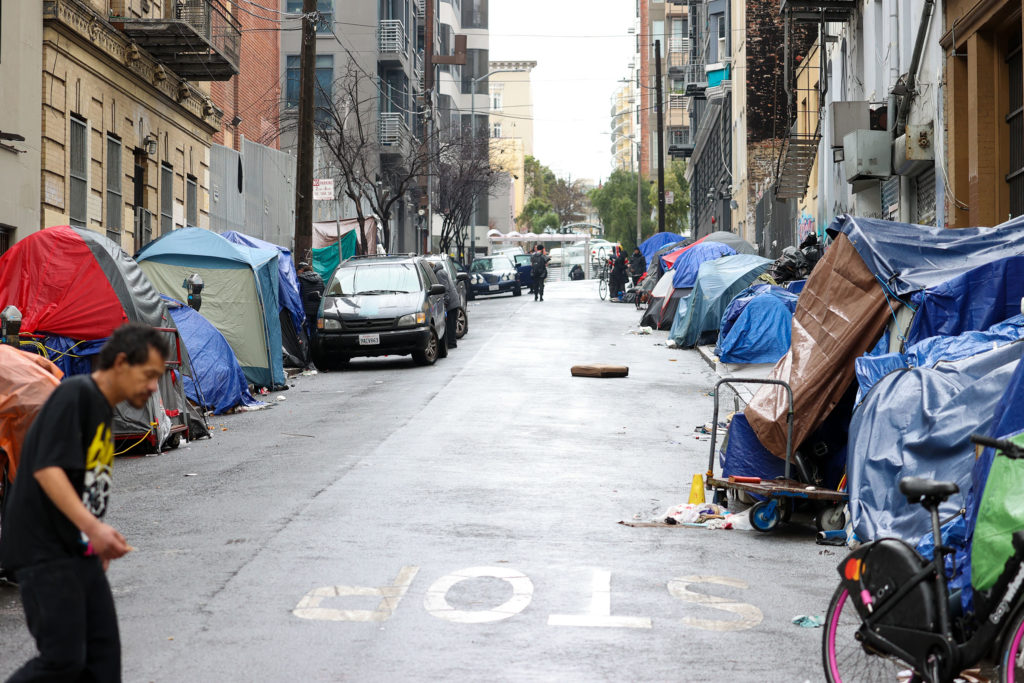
895,0,936,133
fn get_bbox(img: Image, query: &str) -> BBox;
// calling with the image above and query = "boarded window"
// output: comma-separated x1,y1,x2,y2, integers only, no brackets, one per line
160,163,173,234
69,116,88,228
186,175,198,227
106,135,123,241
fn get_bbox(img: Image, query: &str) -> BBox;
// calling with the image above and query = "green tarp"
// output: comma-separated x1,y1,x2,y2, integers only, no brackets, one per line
971,432,1024,591
312,231,357,282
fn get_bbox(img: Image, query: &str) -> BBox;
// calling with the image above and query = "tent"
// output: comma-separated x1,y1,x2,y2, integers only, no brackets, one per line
638,239,732,330
0,225,205,449
221,231,309,367
645,239,692,282
136,228,286,390
0,346,62,481
745,214,1024,459
162,297,264,415
670,241,736,288
704,231,758,255
639,271,690,330
639,232,685,268
312,220,361,281
668,253,772,348
715,285,799,364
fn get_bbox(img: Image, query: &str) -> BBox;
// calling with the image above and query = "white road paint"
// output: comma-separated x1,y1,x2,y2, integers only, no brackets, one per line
667,575,763,632
423,566,534,624
292,566,419,622
548,570,652,629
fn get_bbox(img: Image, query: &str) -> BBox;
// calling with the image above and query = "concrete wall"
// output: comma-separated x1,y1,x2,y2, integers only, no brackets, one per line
209,138,296,246
0,1,43,250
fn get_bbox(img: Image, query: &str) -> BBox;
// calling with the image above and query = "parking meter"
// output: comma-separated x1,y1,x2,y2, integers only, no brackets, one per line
0,305,22,346
183,273,204,312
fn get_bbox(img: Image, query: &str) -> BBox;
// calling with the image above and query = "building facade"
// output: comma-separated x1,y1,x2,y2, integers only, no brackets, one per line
488,59,535,230
39,0,234,254
610,82,636,172
0,1,43,253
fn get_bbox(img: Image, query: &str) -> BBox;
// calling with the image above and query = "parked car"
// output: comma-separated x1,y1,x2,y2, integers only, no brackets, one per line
585,239,619,262
467,255,522,299
423,253,470,339
312,255,448,369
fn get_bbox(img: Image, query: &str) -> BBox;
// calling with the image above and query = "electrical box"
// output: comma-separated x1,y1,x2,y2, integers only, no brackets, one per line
830,101,869,149
844,130,891,183
893,122,935,176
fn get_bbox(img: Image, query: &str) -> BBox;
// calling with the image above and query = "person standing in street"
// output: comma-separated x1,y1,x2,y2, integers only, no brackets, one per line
629,247,646,287
0,323,168,683
610,246,628,301
432,262,460,350
296,262,324,341
530,244,550,302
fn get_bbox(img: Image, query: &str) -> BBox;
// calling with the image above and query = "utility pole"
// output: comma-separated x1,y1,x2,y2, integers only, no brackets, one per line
293,0,316,263
636,140,642,248
655,39,666,234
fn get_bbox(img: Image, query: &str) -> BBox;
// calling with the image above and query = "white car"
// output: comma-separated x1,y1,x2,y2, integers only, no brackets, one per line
572,239,619,262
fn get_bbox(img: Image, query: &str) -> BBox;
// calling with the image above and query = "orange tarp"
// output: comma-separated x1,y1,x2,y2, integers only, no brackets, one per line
0,345,63,481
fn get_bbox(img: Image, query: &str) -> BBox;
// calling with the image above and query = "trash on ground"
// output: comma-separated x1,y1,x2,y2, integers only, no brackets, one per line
276,395,287,401
300,369,318,376
570,364,629,378
792,615,824,628
184,473,198,477
628,326,653,335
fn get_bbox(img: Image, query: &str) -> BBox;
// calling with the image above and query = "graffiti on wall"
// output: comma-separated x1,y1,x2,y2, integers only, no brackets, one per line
797,211,816,243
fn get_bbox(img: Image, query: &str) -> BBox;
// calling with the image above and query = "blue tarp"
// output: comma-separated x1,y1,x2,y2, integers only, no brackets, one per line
715,285,799,364
670,241,736,289
163,297,263,414
905,256,1024,346
785,279,806,294
720,412,787,480
639,232,685,268
669,253,771,348
221,231,304,332
855,315,1024,398
827,214,1024,297
848,341,1022,544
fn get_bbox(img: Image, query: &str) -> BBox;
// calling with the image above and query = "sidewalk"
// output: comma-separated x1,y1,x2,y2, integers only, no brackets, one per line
694,344,775,407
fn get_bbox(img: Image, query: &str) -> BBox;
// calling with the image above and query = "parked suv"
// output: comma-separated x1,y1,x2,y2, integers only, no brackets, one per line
312,255,448,369
423,254,470,339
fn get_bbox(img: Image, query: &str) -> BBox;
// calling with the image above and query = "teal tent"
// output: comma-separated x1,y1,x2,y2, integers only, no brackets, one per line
136,228,286,389
669,253,772,348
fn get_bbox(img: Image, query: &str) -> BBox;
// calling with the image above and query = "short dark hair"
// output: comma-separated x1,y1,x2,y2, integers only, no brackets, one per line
96,323,170,370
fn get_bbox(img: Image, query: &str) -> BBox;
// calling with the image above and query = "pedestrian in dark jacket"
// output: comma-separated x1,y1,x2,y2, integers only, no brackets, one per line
432,263,459,349
530,244,550,301
629,247,646,285
0,324,168,683
610,247,628,300
297,262,324,339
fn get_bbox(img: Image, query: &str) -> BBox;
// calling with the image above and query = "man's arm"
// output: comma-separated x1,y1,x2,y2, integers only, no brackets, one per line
34,466,130,561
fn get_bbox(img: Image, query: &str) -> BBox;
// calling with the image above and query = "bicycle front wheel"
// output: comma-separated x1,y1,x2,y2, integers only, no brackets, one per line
822,584,910,682
598,278,608,301
1000,606,1024,682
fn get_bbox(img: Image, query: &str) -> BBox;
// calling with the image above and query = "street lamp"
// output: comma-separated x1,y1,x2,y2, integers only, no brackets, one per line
468,67,525,265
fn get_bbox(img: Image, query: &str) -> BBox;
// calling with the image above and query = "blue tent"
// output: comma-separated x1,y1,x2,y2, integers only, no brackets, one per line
715,285,799,364
220,231,309,367
669,253,771,348
163,297,264,414
670,241,736,289
136,228,286,389
639,232,685,268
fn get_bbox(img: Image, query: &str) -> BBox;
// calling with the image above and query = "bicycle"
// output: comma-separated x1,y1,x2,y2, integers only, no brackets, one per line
597,260,611,300
823,434,1024,683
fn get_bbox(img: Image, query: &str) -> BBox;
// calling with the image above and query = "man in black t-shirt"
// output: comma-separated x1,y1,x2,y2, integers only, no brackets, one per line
1,323,168,682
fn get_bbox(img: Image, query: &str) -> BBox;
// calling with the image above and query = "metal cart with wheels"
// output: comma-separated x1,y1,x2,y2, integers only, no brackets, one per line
705,378,848,533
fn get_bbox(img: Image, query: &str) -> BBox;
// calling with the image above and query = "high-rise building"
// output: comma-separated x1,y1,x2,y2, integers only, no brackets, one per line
610,83,636,172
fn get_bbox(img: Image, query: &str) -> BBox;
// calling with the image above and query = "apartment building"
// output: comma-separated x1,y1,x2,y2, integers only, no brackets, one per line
37,0,233,252
280,0,425,253
0,2,43,253
610,82,636,172
488,59,536,231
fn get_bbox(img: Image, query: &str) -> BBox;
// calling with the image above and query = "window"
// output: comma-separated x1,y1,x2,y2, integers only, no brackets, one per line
461,48,489,94
286,0,332,33
69,116,88,228
286,54,334,115
461,0,487,29
160,163,173,234
0,225,13,256
106,135,123,241
1008,36,1024,218
491,122,501,138
491,89,502,111
668,128,686,146
186,175,198,227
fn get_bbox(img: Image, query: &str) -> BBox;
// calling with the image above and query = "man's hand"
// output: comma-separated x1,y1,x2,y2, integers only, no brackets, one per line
85,521,130,561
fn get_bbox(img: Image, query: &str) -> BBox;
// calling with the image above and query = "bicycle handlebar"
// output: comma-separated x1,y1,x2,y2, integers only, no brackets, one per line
971,434,1024,459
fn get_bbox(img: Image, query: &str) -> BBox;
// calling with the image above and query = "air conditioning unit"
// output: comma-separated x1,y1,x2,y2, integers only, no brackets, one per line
893,122,934,176
717,37,727,60
843,130,891,183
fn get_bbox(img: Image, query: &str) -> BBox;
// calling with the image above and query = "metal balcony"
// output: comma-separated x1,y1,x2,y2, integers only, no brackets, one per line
413,0,425,22
379,112,410,147
113,0,240,80
378,19,408,67
780,0,857,22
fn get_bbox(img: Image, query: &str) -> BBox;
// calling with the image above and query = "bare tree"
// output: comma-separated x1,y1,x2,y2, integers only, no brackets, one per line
548,177,589,226
433,132,506,258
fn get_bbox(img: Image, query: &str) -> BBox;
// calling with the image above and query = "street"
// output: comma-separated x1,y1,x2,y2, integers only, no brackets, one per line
1,281,838,682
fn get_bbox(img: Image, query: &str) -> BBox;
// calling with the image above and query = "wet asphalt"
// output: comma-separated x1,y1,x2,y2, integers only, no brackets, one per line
0,279,841,682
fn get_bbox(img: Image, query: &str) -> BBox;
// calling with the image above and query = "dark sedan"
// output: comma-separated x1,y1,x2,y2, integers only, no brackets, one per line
468,255,522,299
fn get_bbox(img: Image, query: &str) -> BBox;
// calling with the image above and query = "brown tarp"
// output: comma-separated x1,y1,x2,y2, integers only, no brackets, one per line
0,345,62,481
745,233,891,458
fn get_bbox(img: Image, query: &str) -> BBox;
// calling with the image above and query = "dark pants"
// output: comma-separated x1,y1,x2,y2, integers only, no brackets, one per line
610,273,626,299
8,556,121,683
445,308,458,349
534,276,545,300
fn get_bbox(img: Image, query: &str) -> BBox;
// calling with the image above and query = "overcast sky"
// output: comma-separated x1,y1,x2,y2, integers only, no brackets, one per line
489,1,636,184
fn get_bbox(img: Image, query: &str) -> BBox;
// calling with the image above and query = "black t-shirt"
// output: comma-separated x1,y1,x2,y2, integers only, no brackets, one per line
0,375,114,571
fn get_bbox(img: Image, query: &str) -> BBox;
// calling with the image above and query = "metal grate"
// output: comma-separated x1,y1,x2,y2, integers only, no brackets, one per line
160,163,174,234
378,19,407,54
882,176,899,221
69,117,88,228
914,167,937,226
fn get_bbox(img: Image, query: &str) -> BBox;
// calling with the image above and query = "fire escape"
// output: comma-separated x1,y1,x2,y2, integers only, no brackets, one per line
774,0,856,199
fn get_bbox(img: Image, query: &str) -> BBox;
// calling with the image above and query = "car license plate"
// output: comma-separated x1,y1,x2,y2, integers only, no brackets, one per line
488,284,499,291
358,333,380,346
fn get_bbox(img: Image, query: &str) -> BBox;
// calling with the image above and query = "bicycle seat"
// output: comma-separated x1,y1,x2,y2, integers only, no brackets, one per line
899,477,959,504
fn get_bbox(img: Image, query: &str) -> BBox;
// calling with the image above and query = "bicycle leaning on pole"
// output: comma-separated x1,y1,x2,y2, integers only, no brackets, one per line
823,434,1024,683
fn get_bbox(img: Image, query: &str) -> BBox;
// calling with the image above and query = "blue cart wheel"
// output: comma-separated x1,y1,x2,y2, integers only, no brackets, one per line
749,500,781,533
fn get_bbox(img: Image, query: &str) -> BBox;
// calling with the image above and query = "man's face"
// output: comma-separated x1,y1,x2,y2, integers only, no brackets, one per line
114,346,166,408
